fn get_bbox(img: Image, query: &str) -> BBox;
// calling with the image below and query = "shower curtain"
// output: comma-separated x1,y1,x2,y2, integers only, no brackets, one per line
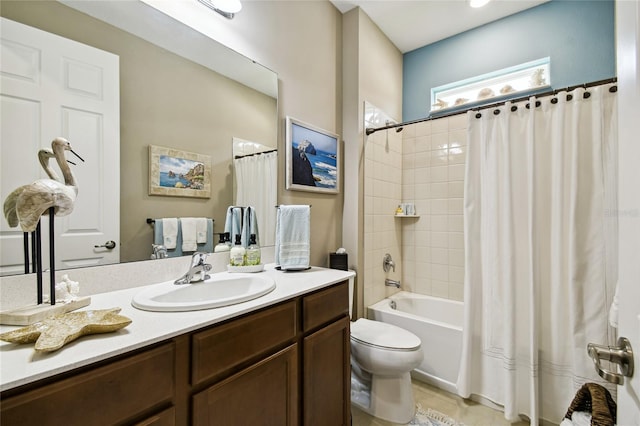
234,151,277,246
457,84,618,424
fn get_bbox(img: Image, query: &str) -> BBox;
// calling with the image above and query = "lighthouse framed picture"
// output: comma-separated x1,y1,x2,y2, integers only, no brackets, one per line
285,116,340,194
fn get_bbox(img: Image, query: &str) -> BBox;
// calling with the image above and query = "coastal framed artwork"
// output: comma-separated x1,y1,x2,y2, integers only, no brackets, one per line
148,145,211,198
285,116,340,194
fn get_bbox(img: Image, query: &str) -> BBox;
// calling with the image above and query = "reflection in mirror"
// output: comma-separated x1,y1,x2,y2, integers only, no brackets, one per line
232,139,278,247
0,1,278,276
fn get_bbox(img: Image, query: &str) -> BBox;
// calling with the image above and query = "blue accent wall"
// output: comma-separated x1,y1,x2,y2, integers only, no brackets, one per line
402,0,615,121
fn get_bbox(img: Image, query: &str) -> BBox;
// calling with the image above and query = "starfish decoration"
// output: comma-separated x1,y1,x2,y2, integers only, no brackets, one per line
0,308,131,352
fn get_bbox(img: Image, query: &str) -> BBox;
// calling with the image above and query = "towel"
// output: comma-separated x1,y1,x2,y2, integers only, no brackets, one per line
275,205,310,270
196,218,208,244
162,218,178,249
241,206,259,248
181,218,198,252
153,218,214,257
224,207,242,245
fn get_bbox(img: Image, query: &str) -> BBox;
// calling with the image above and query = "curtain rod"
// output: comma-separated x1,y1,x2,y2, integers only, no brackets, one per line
365,77,618,136
234,149,277,159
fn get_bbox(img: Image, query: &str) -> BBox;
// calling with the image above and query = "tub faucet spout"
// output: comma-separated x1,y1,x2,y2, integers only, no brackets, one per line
385,278,401,288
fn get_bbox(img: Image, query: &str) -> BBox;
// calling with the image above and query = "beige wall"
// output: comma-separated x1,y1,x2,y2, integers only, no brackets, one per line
342,8,403,316
156,1,346,267
1,1,277,263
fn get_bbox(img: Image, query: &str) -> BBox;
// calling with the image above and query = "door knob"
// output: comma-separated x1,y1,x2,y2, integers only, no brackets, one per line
95,240,116,250
587,336,634,385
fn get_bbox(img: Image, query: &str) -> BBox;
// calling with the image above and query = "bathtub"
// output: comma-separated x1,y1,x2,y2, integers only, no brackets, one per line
368,291,463,394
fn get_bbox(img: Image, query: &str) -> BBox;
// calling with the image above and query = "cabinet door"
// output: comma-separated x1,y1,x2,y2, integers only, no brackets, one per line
192,345,298,426
303,315,350,426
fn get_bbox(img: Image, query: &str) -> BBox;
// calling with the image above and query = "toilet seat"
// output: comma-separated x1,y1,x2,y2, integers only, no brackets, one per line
351,318,421,351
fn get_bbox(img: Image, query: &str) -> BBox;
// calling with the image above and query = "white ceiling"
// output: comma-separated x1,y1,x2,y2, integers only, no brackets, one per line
330,0,550,53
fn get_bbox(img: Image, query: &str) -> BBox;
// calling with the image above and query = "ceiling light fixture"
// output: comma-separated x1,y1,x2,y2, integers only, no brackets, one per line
197,0,242,19
469,0,491,8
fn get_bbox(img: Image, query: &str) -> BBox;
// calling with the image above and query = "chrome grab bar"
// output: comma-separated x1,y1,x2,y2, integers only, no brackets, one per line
587,336,634,385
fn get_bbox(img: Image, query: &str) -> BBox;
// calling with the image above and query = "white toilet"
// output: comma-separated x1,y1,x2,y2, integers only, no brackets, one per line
348,278,424,424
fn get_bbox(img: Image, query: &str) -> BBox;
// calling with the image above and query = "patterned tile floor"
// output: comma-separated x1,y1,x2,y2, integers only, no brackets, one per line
351,379,531,426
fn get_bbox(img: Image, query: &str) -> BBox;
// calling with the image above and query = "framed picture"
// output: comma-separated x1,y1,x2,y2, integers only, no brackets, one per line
285,116,340,194
148,145,211,198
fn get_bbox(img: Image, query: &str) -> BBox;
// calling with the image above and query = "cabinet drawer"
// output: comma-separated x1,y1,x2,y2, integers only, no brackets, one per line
0,343,174,426
191,300,297,385
302,281,349,332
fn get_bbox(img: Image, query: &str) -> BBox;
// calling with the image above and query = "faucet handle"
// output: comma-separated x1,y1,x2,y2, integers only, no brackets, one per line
190,252,209,266
383,253,396,272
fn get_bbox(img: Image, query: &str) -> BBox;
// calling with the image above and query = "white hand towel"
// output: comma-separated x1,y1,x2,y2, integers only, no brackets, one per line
181,218,198,252
195,218,208,244
163,218,178,249
275,205,310,270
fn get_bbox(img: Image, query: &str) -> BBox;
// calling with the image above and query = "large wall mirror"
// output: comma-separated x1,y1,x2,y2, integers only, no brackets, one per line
0,1,278,276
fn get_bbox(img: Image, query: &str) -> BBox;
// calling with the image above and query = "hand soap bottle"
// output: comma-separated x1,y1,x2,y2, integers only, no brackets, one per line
214,233,230,252
230,234,246,266
246,234,261,266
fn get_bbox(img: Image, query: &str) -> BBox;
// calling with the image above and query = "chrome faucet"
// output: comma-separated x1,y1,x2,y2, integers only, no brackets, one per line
151,244,168,259
383,253,396,272
385,278,401,288
174,252,212,285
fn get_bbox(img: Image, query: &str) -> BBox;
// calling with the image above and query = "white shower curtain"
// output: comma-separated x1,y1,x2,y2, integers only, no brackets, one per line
234,151,277,246
457,84,618,424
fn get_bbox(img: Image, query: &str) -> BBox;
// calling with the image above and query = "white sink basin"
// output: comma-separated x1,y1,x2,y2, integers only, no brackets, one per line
131,273,276,312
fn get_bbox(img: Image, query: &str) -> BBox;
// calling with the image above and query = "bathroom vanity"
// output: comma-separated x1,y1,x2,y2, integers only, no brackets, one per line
0,266,353,425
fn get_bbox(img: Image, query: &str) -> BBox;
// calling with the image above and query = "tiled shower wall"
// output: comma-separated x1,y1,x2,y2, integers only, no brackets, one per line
362,105,467,308
363,103,403,309
401,114,467,301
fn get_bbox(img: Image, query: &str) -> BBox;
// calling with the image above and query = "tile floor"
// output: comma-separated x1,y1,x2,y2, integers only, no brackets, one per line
351,379,531,426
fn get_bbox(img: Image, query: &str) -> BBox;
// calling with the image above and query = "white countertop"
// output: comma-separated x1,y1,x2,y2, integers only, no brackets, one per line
0,264,354,393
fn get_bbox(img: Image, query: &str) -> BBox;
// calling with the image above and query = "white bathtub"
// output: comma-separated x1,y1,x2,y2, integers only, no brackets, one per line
368,291,463,393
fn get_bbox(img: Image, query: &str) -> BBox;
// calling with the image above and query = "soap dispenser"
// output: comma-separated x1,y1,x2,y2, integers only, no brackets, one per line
230,234,246,266
214,233,230,252
246,234,261,266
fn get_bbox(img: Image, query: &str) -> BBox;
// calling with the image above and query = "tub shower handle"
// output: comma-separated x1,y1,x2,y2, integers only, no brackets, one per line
587,337,634,385
383,253,395,272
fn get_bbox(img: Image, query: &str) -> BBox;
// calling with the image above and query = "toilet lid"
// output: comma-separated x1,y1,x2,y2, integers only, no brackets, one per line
351,318,421,351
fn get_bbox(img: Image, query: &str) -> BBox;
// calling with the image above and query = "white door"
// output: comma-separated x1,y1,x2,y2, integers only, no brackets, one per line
615,1,640,423
0,18,120,275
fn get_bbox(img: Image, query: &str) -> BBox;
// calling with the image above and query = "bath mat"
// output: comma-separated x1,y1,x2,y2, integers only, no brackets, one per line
409,405,467,426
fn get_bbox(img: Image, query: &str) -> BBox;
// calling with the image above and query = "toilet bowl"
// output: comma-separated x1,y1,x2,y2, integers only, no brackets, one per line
350,318,423,424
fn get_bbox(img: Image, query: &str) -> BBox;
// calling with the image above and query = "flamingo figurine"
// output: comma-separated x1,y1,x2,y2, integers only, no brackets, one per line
3,137,84,232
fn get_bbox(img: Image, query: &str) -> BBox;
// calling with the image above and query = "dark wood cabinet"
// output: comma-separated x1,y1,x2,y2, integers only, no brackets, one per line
192,345,298,425
0,280,350,426
0,342,175,426
303,315,350,426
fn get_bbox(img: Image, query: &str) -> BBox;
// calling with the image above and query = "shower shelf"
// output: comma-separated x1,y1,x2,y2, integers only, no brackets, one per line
394,214,420,218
